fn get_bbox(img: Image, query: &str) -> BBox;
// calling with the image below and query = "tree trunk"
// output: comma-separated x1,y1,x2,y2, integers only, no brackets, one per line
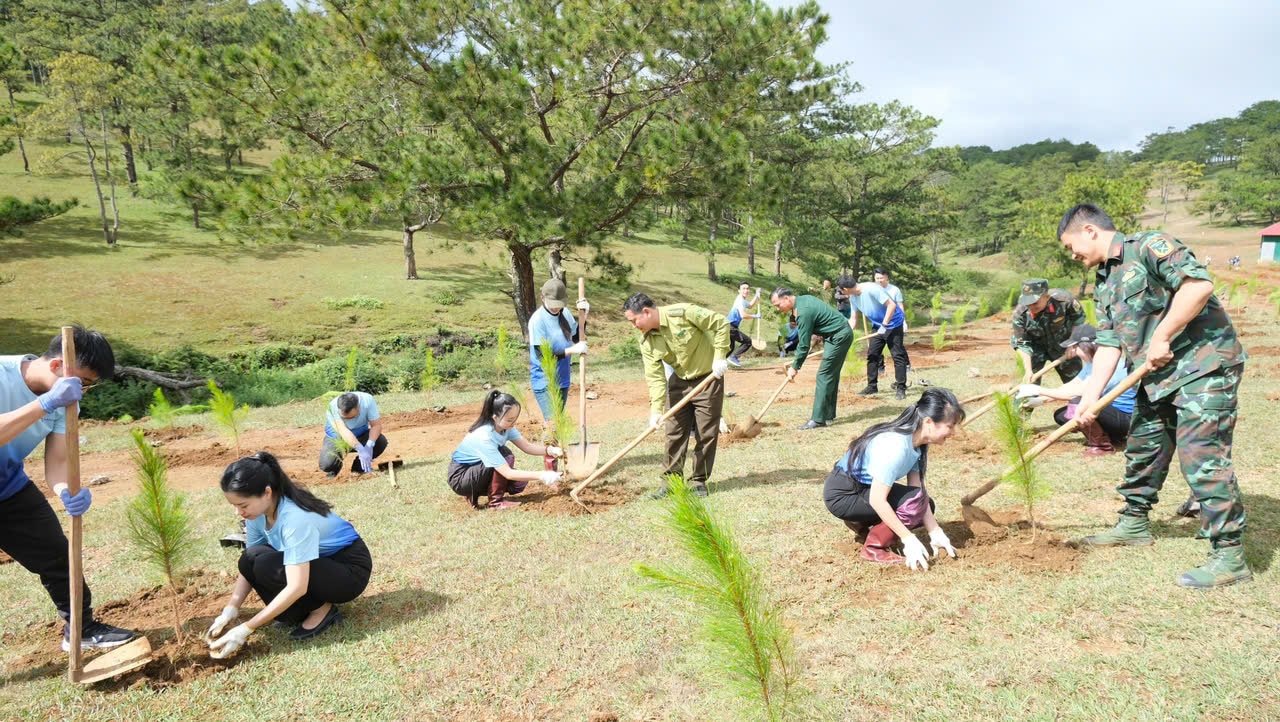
403,220,427,280
548,244,565,282
192,203,200,229
99,110,120,240
120,129,137,192
6,86,29,173
706,217,718,282
507,241,537,343
238,149,244,165
746,210,756,276
78,110,113,245
774,236,782,276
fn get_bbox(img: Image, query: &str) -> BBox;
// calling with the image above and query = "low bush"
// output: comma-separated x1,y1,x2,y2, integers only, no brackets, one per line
323,295,384,310
609,336,642,362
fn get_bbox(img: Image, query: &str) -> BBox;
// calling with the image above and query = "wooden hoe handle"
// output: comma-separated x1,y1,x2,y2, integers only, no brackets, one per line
577,277,588,452
63,327,84,681
962,355,1069,426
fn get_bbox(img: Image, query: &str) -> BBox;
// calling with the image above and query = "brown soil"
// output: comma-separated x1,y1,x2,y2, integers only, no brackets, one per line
142,426,202,443
442,482,639,516
9,569,265,689
938,509,1083,573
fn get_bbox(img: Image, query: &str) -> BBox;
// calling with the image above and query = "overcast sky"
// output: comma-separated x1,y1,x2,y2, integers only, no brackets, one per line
791,0,1279,151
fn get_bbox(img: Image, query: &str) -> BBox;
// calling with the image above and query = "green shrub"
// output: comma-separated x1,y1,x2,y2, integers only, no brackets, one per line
591,249,635,288
434,289,461,306
343,347,359,391
304,354,391,394
324,295,384,310
609,336,642,362
148,388,175,427
227,368,330,407
233,344,318,371
493,323,520,379
369,333,420,355
81,378,156,421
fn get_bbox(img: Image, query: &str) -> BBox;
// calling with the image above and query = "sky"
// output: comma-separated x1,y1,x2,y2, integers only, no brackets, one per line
791,0,1280,151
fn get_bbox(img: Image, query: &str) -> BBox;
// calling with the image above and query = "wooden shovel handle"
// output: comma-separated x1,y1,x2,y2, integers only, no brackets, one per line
571,373,718,505
577,277,588,452
961,363,1151,506
63,327,84,680
754,376,791,420
962,355,1068,426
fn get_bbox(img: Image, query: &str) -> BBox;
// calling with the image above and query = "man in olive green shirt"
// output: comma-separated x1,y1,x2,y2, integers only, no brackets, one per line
623,293,730,497
771,287,854,430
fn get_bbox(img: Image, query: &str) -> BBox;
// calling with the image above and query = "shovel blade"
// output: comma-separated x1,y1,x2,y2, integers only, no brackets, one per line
76,636,153,684
751,338,767,351
564,442,601,481
731,415,762,439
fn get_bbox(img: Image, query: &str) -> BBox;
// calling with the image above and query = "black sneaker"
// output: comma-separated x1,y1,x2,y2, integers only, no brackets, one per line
1175,496,1201,518
857,386,878,396
894,386,906,400
62,619,138,651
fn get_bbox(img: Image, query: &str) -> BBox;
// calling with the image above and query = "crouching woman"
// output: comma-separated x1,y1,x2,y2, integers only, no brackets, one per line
207,452,372,657
823,388,965,570
447,390,564,510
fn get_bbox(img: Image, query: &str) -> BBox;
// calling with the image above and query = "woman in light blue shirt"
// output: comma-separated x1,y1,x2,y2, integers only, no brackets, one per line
206,452,371,658
447,391,564,510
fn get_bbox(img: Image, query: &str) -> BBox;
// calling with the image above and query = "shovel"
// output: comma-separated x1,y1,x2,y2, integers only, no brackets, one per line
61,326,153,684
751,297,766,351
571,373,717,508
960,362,1152,508
563,278,601,480
375,456,404,488
961,355,1068,426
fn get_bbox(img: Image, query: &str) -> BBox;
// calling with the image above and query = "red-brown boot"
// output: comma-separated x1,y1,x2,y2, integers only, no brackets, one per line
1081,421,1114,456
488,470,520,510
859,523,904,565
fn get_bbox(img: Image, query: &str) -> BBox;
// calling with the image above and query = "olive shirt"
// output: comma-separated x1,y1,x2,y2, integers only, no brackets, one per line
791,295,853,371
638,304,731,415
1009,289,1083,358
1094,231,1245,401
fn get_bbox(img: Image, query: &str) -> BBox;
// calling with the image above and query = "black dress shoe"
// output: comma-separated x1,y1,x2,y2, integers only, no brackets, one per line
290,606,344,641
857,386,878,396
798,420,824,430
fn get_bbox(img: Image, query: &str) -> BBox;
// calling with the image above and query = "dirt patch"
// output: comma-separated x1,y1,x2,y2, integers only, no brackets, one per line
938,510,1083,573
589,713,620,722
161,441,244,470
142,426,203,443
10,569,265,689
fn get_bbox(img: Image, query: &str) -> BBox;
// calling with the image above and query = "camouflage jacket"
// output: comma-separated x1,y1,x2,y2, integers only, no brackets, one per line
1010,289,1083,357
1094,231,1245,401
639,304,730,414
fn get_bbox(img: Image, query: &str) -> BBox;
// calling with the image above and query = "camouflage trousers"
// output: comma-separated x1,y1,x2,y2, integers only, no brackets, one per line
1119,363,1246,547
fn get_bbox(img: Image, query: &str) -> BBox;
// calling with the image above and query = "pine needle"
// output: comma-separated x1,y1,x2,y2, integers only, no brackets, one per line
537,340,574,445
991,392,1050,539
126,429,196,642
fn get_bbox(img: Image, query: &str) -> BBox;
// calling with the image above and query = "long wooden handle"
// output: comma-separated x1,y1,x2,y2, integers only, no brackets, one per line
577,277,588,452
63,326,83,680
754,376,791,420
961,363,1151,506
571,373,717,503
962,355,1068,425
754,313,762,342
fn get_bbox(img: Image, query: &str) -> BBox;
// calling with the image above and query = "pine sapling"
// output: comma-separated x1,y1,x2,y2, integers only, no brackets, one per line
636,475,799,722
1014,350,1027,380
1006,287,1018,311
343,347,359,391
126,429,197,643
537,340,572,445
992,392,1050,540
977,297,990,320
1081,298,1098,326
952,305,968,329
1247,273,1260,300
493,323,517,379
932,321,949,353
149,387,175,427
1268,288,1280,318
929,291,943,325
421,347,441,395
207,380,250,453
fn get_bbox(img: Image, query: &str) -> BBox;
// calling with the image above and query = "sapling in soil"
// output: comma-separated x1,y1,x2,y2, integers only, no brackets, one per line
1005,286,1018,311
635,475,799,722
929,291,943,325
207,380,249,453
343,347,359,391
977,297,989,320
992,392,1050,540
932,322,950,353
493,323,518,379
952,305,968,329
126,429,197,643
537,340,573,445
149,387,175,427
420,347,441,395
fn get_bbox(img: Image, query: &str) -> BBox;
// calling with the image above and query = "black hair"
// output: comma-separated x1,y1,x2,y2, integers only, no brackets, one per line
470,389,521,432
1073,340,1098,359
873,268,889,278
336,392,360,414
43,326,115,380
772,287,794,299
738,281,751,289
843,388,965,483
220,452,333,516
1057,203,1116,238
622,293,656,314
835,275,855,289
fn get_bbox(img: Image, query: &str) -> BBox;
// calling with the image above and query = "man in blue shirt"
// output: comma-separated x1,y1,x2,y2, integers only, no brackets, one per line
840,277,909,400
0,327,137,650
319,391,388,476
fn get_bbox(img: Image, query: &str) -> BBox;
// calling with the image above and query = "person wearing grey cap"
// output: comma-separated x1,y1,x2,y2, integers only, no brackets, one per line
1010,278,1084,384
527,279,588,423
1014,324,1135,456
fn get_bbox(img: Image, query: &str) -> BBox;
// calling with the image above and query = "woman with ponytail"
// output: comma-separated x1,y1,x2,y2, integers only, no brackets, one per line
206,452,371,658
824,388,965,570
447,390,564,510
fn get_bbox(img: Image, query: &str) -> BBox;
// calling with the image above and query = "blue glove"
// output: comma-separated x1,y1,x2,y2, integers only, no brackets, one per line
38,376,83,414
59,488,92,516
356,443,374,473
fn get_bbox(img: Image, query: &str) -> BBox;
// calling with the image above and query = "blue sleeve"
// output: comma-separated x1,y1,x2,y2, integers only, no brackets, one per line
364,395,380,421
246,518,267,549
279,515,321,566
52,409,66,435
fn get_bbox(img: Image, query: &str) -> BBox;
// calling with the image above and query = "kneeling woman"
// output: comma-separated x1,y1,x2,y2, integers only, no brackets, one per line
207,452,372,658
448,390,564,510
823,388,964,570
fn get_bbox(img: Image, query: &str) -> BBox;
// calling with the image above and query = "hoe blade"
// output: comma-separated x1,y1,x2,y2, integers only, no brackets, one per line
564,442,601,481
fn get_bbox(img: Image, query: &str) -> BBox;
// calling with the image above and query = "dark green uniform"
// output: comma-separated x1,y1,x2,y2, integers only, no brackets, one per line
792,295,853,424
1094,231,1247,548
1010,288,1084,382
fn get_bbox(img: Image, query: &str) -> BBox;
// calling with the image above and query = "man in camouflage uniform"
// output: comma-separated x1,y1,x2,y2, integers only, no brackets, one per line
1058,203,1251,589
622,293,730,498
1010,278,1084,384
770,287,854,429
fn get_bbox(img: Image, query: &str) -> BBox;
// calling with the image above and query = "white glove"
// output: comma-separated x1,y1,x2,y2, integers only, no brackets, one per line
1020,396,1045,408
206,605,239,640
649,413,663,429
711,359,729,378
208,623,253,659
1015,384,1042,399
928,528,957,559
538,470,563,485
874,326,887,336
566,341,588,355
902,535,930,571
576,298,590,313
546,445,563,458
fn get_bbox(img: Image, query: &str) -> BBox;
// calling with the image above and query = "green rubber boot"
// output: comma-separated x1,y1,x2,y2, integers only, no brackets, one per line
1074,514,1154,547
1176,545,1253,589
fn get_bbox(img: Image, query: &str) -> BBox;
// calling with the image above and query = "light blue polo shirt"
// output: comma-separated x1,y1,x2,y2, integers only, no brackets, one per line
451,425,522,468
838,431,920,487
246,497,360,566
0,356,66,502
528,305,578,391
852,283,904,331
1081,361,1137,415
324,392,380,439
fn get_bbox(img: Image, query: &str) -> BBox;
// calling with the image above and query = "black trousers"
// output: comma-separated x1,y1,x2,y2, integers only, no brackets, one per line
1054,400,1133,444
728,325,753,360
824,469,935,524
238,539,373,625
866,326,909,389
0,482,92,623
319,431,389,473
446,445,514,507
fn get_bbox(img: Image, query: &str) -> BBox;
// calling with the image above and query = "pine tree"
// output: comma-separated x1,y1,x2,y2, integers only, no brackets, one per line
126,429,196,643
992,392,1050,539
932,322,949,353
207,380,249,453
148,387,175,427
537,341,572,445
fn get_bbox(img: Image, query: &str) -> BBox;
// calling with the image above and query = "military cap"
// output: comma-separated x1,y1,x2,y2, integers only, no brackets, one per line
1018,278,1049,306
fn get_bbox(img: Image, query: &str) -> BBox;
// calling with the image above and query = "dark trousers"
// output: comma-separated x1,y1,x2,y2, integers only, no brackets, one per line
811,330,853,424
728,325,753,360
319,431,389,473
866,326,909,390
1054,399,1132,444
664,373,724,485
0,482,92,623
446,446,515,507
823,471,935,524
238,539,373,625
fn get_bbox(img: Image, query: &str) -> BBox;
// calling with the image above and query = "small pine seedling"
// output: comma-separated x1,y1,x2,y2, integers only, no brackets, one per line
976,298,990,320
952,305,968,329
635,474,798,722
1006,286,1018,311
149,388,175,427
207,380,250,453
1268,288,1280,318
421,347,441,394
537,340,573,445
1247,273,1260,299
126,429,197,643
343,347,359,391
1081,298,1098,326
932,322,949,353
929,291,943,325
1014,351,1027,380
493,323,517,379
992,392,1050,540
